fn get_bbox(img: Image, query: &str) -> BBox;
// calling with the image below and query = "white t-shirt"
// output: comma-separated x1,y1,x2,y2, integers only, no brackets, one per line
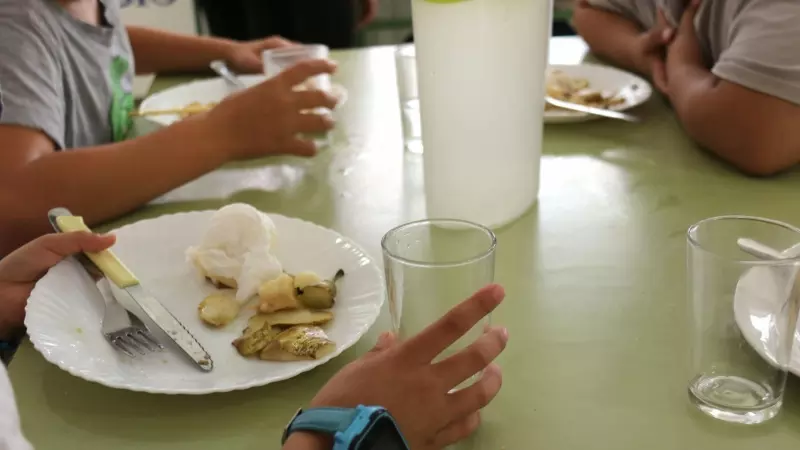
0,364,32,450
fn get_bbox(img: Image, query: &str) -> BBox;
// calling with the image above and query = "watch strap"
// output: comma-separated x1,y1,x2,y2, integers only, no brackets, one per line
283,407,361,442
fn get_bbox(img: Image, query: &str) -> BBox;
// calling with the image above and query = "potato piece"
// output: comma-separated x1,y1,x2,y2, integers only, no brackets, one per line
198,292,240,327
259,326,336,361
263,309,334,327
258,273,300,313
233,326,277,356
243,313,271,336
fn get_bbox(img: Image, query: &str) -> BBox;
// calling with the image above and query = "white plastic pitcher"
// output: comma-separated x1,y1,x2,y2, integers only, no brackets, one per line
411,0,552,228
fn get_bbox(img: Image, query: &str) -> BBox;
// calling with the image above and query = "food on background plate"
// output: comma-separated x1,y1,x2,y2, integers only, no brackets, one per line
545,70,625,111
178,102,217,118
186,203,282,302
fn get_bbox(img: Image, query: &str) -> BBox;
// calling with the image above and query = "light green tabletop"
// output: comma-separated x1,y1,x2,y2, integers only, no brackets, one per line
9,37,800,449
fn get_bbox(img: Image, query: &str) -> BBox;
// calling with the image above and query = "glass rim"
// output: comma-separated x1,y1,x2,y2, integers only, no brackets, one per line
687,215,800,266
381,219,497,268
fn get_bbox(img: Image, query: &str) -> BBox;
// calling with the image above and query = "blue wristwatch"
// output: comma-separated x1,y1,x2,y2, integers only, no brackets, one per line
282,405,409,449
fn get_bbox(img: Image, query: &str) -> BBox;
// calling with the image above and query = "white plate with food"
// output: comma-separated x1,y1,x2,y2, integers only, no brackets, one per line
25,205,384,394
138,75,348,127
733,266,800,377
544,64,652,124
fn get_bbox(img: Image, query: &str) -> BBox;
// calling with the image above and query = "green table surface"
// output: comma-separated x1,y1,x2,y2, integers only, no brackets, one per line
9,37,800,449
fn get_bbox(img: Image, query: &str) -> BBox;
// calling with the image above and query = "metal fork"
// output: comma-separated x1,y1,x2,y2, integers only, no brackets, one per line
48,209,163,357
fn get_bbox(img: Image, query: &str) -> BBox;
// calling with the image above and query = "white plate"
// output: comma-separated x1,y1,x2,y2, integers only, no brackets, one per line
544,64,652,124
25,211,384,394
139,75,348,127
733,266,800,377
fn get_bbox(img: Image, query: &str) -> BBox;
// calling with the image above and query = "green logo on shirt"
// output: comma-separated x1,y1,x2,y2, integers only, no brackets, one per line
109,56,134,142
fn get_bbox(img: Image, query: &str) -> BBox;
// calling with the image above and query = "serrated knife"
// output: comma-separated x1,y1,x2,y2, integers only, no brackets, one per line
49,208,213,372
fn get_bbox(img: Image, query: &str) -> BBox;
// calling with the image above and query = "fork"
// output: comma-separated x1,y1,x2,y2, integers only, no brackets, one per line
47,208,163,358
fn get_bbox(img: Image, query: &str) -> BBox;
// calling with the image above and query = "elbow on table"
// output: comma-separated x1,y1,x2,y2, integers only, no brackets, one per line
717,139,800,177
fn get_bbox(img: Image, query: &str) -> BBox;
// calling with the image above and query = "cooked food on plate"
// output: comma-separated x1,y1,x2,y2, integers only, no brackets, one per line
545,70,625,111
186,203,282,303
188,203,344,361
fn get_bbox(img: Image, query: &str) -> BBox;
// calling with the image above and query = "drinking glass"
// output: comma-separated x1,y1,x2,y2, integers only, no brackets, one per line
687,216,800,424
263,44,332,148
395,45,422,155
382,219,496,387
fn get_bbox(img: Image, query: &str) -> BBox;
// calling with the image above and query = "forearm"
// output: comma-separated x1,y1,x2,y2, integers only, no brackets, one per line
128,26,234,74
572,3,646,75
0,116,228,253
283,432,332,450
668,61,800,175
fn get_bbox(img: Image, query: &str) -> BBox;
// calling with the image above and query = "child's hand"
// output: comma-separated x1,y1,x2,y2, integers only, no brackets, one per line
630,8,674,78
206,59,339,160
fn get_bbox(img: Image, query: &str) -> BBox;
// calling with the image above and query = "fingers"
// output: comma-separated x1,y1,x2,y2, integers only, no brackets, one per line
277,59,337,88
368,332,398,356
399,285,505,364
430,412,481,449
447,363,503,419
276,137,317,157
38,232,116,258
292,89,339,110
651,58,669,95
680,0,700,29
294,112,335,133
432,326,509,390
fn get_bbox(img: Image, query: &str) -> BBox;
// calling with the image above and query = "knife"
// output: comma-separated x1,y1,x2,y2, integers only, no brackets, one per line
48,208,214,372
545,95,641,123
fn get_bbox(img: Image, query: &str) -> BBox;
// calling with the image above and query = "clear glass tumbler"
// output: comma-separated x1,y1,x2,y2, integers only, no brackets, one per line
687,216,800,424
382,219,496,387
263,44,332,148
395,45,423,155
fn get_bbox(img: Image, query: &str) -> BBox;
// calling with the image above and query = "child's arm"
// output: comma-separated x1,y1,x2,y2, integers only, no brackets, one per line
0,61,338,255
572,1,672,79
662,2,800,176
127,26,292,75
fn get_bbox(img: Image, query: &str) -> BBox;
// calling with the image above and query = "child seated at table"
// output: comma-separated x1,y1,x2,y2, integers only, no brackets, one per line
572,0,800,176
0,0,338,255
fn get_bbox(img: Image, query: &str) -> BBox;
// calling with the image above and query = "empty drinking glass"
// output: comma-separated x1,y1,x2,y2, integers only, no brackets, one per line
687,216,800,424
263,44,333,148
395,45,422,155
382,219,496,388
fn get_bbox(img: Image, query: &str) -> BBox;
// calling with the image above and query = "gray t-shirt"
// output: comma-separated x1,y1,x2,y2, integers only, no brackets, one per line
587,0,800,106
0,0,135,149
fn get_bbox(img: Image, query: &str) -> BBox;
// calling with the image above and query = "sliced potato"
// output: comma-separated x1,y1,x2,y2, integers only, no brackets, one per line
243,313,271,336
258,273,300,313
263,309,334,327
233,326,277,356
259,326,336,361
198,292,240,327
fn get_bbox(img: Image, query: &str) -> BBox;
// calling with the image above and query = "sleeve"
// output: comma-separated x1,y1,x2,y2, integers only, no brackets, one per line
585,0,643,24
712,1,800,107
0,11,65,149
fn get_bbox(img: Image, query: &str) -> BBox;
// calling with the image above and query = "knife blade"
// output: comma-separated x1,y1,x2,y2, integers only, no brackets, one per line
48,209,214,372
545,96,641,123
